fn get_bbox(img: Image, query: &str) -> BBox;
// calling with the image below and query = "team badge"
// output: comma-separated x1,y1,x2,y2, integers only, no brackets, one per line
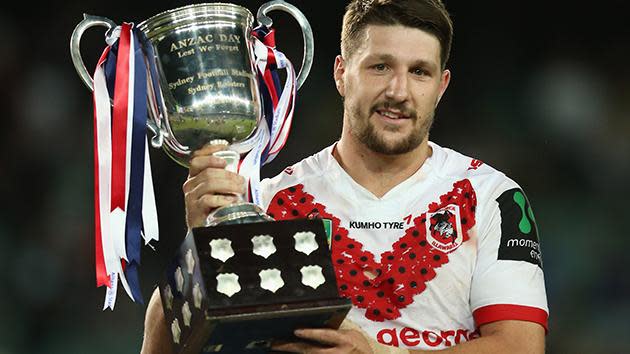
425,204,464,253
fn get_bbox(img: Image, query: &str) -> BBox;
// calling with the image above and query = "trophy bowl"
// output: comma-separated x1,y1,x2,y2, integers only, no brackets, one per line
138,3,261,167
70,1,314,168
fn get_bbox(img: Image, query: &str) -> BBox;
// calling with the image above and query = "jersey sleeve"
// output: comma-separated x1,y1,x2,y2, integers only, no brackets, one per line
470,183,549,332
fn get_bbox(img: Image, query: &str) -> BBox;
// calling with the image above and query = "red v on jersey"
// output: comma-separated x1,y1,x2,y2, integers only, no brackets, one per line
267,179,477,322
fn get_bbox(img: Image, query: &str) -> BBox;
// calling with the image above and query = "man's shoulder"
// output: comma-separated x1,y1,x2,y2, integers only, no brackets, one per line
260,145,334,204
431,142,521,197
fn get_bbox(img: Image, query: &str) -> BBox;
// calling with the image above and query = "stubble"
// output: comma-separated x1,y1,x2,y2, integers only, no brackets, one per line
347,99,434,155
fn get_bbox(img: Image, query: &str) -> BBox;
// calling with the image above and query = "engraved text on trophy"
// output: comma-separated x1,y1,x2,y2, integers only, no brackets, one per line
156,25,260,152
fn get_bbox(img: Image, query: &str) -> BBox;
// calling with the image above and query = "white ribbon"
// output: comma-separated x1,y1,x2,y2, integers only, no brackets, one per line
240,39,297,206
94,50,133,310
142,142,159,244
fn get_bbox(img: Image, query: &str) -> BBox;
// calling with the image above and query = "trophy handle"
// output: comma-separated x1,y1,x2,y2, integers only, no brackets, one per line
70,15,166,148
257,1,314,90
70,14,118,91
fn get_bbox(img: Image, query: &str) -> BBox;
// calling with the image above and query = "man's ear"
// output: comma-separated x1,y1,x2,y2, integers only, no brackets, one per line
333,55,346,97
435,69,451,107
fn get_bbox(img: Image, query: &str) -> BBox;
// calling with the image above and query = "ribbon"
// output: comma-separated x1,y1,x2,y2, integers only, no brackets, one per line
122,28,149,304
139,30,161,246
239,26,297,206
95,38,132,309
93,46,112,289
92,23,158,309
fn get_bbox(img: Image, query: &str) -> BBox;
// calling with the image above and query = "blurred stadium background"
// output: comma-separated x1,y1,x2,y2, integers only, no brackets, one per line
1,0,628,353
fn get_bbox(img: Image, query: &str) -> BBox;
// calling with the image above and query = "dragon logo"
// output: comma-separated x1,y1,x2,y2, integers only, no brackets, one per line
434,219,455,242
426,205,464,253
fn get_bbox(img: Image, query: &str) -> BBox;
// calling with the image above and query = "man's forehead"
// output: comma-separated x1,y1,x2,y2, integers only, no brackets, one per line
354,25,442,66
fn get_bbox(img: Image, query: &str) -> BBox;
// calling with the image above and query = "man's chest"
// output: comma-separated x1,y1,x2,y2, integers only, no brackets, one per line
265,179,479,323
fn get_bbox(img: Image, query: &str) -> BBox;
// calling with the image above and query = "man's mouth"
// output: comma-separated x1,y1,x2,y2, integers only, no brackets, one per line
375,108,411,120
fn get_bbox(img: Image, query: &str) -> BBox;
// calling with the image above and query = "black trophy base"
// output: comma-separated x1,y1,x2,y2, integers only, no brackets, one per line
184,299,350,354
160,218,351,354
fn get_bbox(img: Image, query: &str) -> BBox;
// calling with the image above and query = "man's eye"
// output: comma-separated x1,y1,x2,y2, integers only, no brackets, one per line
373,64,387,71
413,68,428,76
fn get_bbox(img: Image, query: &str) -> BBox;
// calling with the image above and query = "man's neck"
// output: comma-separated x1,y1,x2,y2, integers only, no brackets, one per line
333,135,432,199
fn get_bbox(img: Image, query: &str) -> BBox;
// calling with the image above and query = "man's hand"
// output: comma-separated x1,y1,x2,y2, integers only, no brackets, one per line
272,328,373,353
183,144,246,228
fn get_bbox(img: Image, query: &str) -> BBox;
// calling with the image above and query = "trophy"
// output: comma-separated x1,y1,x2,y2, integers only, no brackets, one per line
71,1,316,225
71,2,351,353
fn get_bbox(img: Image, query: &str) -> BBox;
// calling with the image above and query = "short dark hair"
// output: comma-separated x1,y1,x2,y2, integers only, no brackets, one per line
341,0,453,69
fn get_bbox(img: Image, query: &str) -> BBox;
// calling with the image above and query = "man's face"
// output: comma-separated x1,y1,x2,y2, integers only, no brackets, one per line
334,25,450,155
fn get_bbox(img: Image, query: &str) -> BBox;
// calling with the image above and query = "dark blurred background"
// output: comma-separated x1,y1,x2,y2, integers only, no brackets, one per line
1,0,629,353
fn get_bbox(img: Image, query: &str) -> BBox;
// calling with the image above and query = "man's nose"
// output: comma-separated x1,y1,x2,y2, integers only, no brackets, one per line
384,71,409,102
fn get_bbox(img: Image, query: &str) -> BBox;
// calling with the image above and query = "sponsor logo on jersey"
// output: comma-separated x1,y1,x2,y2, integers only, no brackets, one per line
348,221,405,230
283,166,294,175
376,326,480,348
468,159,484,171
425,204,464,253
497,188,543,268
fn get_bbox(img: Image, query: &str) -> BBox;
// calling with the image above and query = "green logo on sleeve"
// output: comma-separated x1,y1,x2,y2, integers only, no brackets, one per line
497,188,542,268
513,191,535,234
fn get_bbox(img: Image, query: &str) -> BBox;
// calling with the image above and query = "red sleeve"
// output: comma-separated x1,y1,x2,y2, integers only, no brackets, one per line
473,304,549,333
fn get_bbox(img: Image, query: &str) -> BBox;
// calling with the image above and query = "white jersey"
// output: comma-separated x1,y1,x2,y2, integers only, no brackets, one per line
260,142,548,351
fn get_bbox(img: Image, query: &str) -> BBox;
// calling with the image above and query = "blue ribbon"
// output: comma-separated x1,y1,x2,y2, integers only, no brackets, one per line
253,26,283,163
122,28,148,304
103,42,118,97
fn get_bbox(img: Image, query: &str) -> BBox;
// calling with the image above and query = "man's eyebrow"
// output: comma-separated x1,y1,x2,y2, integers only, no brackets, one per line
366,54,439,71
411,59,439,72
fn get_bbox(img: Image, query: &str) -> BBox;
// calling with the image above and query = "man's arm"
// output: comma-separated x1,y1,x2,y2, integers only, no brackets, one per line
273,319,545,354
141,289,174,354
414,320,545,354
142,144,244,353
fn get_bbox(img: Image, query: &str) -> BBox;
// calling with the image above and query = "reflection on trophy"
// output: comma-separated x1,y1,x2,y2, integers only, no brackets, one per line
71,1,350,353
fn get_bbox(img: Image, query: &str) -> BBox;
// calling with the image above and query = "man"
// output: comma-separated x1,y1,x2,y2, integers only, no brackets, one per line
142,0,549,353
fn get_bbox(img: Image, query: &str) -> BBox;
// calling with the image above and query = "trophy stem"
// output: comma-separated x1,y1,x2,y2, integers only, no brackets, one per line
212,148,246,203
206,145,273,226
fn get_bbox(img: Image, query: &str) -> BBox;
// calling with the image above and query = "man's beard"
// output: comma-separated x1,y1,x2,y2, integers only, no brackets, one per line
347,100,434,155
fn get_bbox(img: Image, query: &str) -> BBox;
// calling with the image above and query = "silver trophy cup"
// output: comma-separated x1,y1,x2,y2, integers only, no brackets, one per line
70,1,314,225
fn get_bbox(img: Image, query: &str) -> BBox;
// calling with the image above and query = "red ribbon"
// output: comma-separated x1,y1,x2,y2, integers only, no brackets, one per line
111,23,132,212
261,29,279,106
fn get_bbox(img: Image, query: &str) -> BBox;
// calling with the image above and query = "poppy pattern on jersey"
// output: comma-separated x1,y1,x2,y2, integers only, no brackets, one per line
266,179,477,322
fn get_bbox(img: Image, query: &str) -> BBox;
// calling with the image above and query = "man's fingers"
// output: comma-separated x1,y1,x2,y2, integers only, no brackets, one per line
191,143,228,158
271,341,332,354
196,178,246,197
271,329,347,353
270,341,304,353
189,154,227,177
294,329,345,346
183,168,245,195
271,329,370,354
185,193,239,229
189,143,231,176
183,158,245,229
198,194,239,211
185,179,245,206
